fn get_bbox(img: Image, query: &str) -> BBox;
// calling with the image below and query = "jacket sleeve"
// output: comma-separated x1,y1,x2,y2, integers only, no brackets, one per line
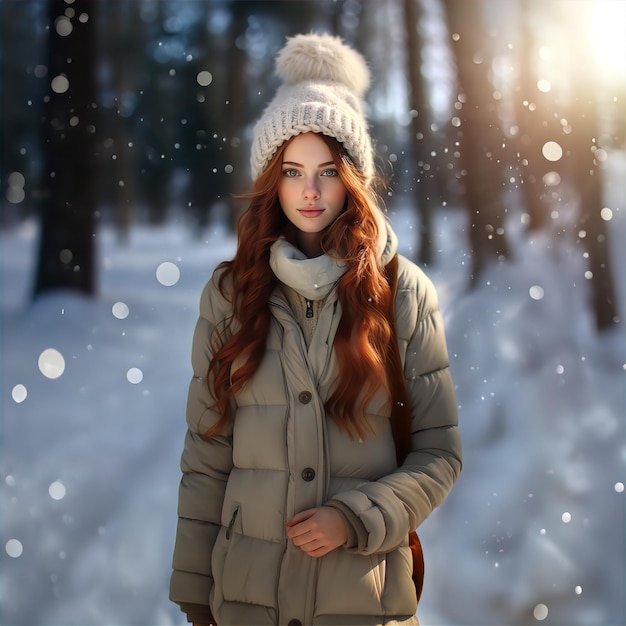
170,272,234,614
328,256,462,554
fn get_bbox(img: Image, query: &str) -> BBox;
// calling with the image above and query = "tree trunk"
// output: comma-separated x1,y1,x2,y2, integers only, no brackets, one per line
441,0,510,283
514,0,565,232
573,144,619,331
566,25,619,331
34,0,97,297
109,0,141,243
403,0,435,266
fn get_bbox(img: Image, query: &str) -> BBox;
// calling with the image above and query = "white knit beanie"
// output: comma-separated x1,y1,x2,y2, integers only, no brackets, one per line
250,33,374,182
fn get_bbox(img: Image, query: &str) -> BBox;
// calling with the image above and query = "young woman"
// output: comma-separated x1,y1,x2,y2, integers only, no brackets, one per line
170,33,462,626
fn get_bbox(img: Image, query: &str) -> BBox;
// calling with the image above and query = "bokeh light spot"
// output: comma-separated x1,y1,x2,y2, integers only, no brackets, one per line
11,384,28,403
6,172,26,204
51,75,70,94
6,539,23,558
112,302,130,320
542,171,560,187
55,16,73,36
6,188,25,204
537,79,551,92
600,207,613,221
197,70,213,86
542,141,563,162
126,367,143,384
8,172,25,187
49,481,66,500
59,249,73,264
38,348,65,379
156,262,180,286
594,148,607,162
533,604,548,621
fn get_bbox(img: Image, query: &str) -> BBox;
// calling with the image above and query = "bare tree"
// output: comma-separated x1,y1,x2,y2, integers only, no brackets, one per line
402,0,436,266
441,0,511,283
513,0,563,231
514,1,619,331
565,13,619,331
34,0,97,297
105,0,142,242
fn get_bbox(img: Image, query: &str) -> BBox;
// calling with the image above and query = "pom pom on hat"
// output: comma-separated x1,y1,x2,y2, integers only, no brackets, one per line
250,33,374,183
275,32,370,97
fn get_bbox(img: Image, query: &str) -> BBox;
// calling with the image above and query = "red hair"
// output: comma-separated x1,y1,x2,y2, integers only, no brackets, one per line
205,134,392,440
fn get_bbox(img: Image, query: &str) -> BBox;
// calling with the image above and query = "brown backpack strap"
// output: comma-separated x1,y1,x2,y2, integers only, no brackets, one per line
384,255,412,465
383,254,425,603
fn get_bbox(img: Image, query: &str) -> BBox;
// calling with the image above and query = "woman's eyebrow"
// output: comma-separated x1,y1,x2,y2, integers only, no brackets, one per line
282,161,336,168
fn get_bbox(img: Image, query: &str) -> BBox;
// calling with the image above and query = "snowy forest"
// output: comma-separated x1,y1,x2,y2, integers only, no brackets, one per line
1,0,624,625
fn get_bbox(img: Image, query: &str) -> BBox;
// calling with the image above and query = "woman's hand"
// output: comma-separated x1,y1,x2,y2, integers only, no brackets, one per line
286,506,348,557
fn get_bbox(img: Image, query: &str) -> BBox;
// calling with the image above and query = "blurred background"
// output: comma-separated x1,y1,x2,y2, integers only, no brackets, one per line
1,1,624,625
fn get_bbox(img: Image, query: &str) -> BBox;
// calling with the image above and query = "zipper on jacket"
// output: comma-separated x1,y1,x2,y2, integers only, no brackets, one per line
226,507,239,540
305,299,314,318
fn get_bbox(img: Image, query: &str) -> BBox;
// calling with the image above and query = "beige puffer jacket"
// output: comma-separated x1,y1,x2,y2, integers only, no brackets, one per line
170,225,462,626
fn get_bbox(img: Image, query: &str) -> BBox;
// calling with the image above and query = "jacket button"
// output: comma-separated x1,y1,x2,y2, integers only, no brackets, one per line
301,467,316,481
288,621,302,626
298,391,312,404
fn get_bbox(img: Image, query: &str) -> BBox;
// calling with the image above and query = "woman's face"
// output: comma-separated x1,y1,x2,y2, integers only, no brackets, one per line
278,132,347,257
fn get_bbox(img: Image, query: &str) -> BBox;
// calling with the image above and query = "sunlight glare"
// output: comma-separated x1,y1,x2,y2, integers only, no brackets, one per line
588,0,626,81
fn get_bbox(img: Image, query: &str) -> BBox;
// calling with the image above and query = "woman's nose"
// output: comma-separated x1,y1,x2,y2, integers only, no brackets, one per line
303,178,320,199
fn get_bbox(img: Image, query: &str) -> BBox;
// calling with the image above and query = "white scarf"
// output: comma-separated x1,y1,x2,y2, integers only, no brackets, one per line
268,211,397,301
269,238,346,301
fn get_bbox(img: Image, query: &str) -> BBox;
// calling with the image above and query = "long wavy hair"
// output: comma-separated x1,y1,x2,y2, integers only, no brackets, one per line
204,133,393,440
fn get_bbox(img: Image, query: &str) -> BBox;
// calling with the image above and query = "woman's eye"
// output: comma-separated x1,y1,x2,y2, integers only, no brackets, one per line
283,169,298,177
321,169,338,177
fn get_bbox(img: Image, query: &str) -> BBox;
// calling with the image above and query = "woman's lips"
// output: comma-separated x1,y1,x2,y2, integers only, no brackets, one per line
298,207,325,218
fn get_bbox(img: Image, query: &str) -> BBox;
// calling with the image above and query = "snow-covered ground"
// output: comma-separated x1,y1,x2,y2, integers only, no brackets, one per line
1,156,624,625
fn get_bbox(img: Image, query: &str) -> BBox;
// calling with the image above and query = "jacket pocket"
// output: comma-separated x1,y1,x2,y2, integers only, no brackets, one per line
220,511,284,608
